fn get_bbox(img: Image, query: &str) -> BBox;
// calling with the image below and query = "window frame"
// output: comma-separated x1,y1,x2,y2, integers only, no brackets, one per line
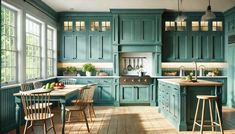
25,16,42,81
46,26,56,77
1,4,18,85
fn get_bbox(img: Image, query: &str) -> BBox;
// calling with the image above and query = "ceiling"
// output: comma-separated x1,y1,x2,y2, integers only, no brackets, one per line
42,0,235,12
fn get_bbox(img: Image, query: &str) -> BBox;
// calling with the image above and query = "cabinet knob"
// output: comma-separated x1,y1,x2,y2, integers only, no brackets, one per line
123,79,126,82
131,79,134,82
138,79,141,82
144,79,147,82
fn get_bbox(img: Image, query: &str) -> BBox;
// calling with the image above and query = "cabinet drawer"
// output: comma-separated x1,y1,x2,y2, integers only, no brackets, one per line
78,79,99,84
99,79,113,84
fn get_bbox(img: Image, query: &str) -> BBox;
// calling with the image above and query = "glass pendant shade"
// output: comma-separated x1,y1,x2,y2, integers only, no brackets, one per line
175,12,187,22
201,1,216,21
175,0,187,22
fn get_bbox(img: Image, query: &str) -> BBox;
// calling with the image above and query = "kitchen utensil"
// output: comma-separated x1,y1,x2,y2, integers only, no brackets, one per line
123,58,128,74
127,58,133,71
136,58,139,69
133,58,136,70
140,58,143,68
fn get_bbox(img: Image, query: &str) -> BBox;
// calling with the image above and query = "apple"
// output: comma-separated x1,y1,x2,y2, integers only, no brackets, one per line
58,82,63,87
55,83,58,87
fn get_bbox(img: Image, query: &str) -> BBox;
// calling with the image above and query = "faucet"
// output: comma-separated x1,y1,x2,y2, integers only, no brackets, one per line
193,61,197,81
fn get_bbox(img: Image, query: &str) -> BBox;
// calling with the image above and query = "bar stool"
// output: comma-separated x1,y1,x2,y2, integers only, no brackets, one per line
192,95,223,134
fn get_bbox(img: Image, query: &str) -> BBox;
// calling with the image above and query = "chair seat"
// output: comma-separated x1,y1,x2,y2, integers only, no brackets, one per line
24,113,54,121
65,106,86,111
27,102,53,109
197,95,218,100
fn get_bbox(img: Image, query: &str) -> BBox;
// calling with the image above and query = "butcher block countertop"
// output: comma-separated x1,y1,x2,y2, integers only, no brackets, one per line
158,79,223,87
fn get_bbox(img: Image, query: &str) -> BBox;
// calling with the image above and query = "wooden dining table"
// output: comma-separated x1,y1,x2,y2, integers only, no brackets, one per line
13,84,87,134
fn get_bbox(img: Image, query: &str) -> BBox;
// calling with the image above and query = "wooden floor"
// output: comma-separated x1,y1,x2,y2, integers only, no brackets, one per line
9,106,235,134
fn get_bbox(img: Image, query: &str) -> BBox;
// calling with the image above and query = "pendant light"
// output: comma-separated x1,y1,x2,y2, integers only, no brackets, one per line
201,0,216,21
175,0,187,22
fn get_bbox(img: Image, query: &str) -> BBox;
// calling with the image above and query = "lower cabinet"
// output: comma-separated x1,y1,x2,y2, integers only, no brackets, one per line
158,82,180,122
94,84,114,105
120,85,150,104
76,78,114,105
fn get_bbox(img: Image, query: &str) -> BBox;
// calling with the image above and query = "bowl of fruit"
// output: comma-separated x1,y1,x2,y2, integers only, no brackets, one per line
53,82,65,89
42,83,55,91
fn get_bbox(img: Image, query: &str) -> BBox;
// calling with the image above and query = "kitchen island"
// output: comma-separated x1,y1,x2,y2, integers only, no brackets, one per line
158,79,223,131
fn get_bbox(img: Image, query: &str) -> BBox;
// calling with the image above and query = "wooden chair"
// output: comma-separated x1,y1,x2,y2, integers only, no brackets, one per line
65,85,96,133
59,78,77,85
21,83,34,91
71,83,97,122
33,81,43,89
192,95,223,134
20,91,56,134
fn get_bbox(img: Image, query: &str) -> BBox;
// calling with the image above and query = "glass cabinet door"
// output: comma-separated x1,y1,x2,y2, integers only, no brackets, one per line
90,19,111,32
75,20,85,32
63,20,73,31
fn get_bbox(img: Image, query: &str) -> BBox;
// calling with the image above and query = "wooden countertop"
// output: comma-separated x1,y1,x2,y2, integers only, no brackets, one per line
158,79,223,86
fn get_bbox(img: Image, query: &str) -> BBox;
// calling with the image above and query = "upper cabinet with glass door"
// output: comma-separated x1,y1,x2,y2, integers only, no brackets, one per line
163,12,224,62
89,18,111,33
62,17,86,33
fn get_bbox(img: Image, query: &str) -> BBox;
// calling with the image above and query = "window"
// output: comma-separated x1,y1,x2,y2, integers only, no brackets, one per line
47,27,55,77
25,17,41,80
1,6,17,84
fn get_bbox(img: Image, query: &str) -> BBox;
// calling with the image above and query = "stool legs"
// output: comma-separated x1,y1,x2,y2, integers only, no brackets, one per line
200,99,206,134
208,99,214,131
193,98,200,132
215,100,224,134
192,97,224,134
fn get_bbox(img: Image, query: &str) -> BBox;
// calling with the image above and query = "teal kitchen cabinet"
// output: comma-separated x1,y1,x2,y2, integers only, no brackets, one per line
111,9,163,45
76,78,114,105
61,33,87,60
60,17,87,61
119,16,156,44
58,13,112,62
224,7,235,107
120,85,150,104
87,17,112,61
162,13,224,62
61,33,76,60
94,79,114,105
88,33,112,61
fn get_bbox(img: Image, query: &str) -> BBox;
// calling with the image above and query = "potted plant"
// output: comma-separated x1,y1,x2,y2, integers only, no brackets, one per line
63,66,78,76
82,63,96,76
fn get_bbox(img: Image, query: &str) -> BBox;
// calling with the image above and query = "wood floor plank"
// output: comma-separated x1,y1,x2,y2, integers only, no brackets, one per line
8,106,235,134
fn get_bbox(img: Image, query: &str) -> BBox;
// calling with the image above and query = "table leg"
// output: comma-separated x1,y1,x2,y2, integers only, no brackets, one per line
16,103,21,134
61,102,66,134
